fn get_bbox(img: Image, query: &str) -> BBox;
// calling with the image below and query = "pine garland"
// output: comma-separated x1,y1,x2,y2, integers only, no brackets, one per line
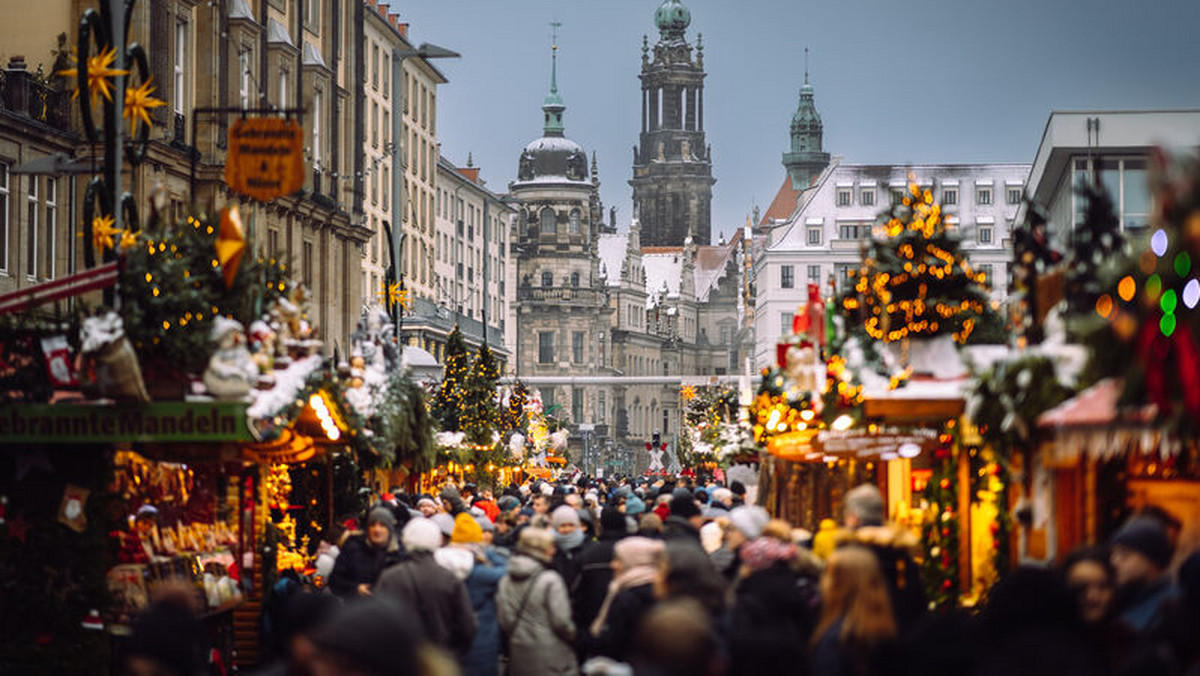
921,440,960,611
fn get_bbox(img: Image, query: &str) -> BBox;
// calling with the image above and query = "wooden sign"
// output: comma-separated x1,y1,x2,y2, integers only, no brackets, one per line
225,117,304,201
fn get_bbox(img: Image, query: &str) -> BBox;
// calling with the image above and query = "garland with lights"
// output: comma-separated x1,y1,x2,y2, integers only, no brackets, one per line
118,212,289,374
920,435,960,611
969,445,1012,581
1078,149,1200,432
842,181,997,345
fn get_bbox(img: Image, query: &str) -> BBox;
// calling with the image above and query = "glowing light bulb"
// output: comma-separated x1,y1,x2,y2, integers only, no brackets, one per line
1151,229,1168,257
832,414,854,431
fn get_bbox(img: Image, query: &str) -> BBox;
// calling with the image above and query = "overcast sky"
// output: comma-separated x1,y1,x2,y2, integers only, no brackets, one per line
399,0,1200,242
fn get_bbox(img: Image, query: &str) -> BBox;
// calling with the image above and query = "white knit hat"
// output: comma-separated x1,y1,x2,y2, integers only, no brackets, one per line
402,518,443,553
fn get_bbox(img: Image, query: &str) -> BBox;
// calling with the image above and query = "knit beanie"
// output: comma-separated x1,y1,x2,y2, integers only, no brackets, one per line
402,518,443,553
451,512,483,544
1111,517,1173,569
728,506,769,539
367,506,397,528
497,495,521,514
625,495,647,516
669,495,701,519
551,504,581,528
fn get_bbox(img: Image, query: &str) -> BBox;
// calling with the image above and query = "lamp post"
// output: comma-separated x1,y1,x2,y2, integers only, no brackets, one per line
391,41,459,343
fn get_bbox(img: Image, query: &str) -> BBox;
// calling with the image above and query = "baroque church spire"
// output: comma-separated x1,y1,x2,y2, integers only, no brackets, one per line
542,24,566,137
782,47,830,190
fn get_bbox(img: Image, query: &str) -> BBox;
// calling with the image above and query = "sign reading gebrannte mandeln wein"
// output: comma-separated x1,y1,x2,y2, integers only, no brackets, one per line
0,403,253,443
224,117,305,201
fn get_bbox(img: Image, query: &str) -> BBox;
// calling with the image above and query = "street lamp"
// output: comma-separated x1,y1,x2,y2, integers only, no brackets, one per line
391,42,460,342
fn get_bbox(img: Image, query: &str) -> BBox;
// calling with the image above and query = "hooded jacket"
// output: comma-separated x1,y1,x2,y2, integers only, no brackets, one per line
437,546,510,676
375,550,476,659
496,553,578,676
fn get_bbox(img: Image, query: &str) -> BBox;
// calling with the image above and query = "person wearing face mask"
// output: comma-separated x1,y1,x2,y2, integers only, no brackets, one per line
326,506,404,599
550,505,588,600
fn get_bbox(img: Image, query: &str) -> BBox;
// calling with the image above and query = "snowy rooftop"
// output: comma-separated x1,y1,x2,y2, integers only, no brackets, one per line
643,251,684,304
597,233,628,287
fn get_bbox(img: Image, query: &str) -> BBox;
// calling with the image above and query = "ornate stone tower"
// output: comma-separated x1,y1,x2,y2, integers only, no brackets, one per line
782,57,830,190
630,0,716,247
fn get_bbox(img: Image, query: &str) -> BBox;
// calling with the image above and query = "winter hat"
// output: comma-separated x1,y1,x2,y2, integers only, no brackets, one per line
451,512,483,544
416,497,437,512
312,598,421,676
402,518,443,553
669,495,701,519
440,485,462,502
601,507,628,536
730,480,746,496
367,506,397,528
614,536,666,569
540,482,555,497
431,512,455,538
695,489,710,505
672,486,693,501
1111,517,1173,569
552,504,582,528
625,495,647,516
728,506,769,539
497,495,521,514
740,537,797,574
699,521,723,554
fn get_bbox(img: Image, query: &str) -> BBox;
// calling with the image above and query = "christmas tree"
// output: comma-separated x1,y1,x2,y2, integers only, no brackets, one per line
462,343,501,446
503,380,530,434
1066,174,1124,317
843,181,995,344
431,326,470,432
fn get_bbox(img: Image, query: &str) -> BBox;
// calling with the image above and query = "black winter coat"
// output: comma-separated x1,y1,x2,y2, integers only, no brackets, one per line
375,551,477,659
729,563,817,676
327,534,403,599
589,583,658,662
573,535,621,637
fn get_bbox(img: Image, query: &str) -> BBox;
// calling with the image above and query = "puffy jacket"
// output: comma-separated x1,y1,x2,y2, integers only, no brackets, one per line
437,546,509,676
496,554,578,676
326,533,403,599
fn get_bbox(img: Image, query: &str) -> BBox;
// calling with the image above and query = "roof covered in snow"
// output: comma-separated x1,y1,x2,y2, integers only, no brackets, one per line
597,233,628,286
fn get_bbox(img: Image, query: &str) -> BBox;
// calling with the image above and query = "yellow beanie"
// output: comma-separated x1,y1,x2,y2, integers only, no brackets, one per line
450,512,483,544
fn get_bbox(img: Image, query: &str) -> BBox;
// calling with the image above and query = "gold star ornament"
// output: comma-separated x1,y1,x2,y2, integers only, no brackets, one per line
380,281,409,310
90,214,119,253
58,45,129,106
123,76,166,134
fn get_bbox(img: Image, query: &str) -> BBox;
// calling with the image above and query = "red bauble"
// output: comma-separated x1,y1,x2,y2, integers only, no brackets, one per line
939,478,950,489
941,528,950,537
942,579,953,590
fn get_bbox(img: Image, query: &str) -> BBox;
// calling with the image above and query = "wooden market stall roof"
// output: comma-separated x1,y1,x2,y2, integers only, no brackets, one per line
1036,378,1178,463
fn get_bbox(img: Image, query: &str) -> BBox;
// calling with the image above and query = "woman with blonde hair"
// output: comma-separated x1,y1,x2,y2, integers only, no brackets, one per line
810,545,897,676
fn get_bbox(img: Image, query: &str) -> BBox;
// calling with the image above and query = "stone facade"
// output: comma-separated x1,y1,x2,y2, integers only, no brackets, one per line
629,0,715,247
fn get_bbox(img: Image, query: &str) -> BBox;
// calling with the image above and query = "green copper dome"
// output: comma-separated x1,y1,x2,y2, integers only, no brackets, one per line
655,0,690,38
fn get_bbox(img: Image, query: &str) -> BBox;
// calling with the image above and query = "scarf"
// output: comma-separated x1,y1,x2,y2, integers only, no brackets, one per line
590,537,664,636
555,529,585,551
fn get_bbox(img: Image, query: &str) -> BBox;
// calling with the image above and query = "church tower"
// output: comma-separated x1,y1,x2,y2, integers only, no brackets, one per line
630,0,716,247
781,55,830,190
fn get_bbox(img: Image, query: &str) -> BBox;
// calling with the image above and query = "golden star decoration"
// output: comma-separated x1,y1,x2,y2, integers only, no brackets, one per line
118,228,139,251
123,76,165,134
57,45,128,106
215,207,247,288
380,281,409,310
681,385,697,401
89,214,119,253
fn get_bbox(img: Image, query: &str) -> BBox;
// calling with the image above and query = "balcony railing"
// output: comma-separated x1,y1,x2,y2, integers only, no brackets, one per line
517,285,606,305
0,64,71,131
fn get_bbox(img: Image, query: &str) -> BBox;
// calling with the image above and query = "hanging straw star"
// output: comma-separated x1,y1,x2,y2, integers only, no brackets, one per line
123,76,166,134
118,228,139,251
380,280,409,310
90,214,119,253
681,385,697,401
57,45,128,106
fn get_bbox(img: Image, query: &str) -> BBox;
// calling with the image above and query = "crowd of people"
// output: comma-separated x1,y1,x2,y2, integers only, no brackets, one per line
119,477,1200,676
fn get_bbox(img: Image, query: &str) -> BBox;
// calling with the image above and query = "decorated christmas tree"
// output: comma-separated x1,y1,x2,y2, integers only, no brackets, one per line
843,181,996,345
462,343,501,446
1066,174,1124,318
431,326,470,432
503,380,530,434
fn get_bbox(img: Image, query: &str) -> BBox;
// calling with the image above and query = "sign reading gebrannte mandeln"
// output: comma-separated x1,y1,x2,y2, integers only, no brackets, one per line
225,117,304,201
0,403,253,443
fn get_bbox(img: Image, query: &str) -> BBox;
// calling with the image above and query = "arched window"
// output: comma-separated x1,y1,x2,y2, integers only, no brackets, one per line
540,207,556,233
527,211,538,236
570,272,580,287
541,271,553,287
569,208,581,234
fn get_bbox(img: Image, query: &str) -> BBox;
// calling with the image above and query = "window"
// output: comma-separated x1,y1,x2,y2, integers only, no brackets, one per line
1075,158,1149,230
371,43,378,89
268,228,279,256
312,89,322,160
978,225,993,245
44,178,55,279
1007,187,1022,205
835,263,856,289
538,332,555,364
780,265,794,289
890,189,904,206
839,223,870,240
860,189,875,207
239,48,251,108
662,409,670,435
382,167,388,209
598,391,606,423
573,388,584,423
541,271,553,287
837,188,852,206
572,331,584,363
781,312,794,336
25,177,37,279
976,187,992,205
174,21,186,112
569,208,580,234
570,271,580,287
382,51,389,96
305,0,319,28
807,227,822,246
383,110,389,147
807,264,821,282
539,207,555,234
279,67,288,108
943,188,957,205
302,240,313,287
0,163,9,272
371,101,378,148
